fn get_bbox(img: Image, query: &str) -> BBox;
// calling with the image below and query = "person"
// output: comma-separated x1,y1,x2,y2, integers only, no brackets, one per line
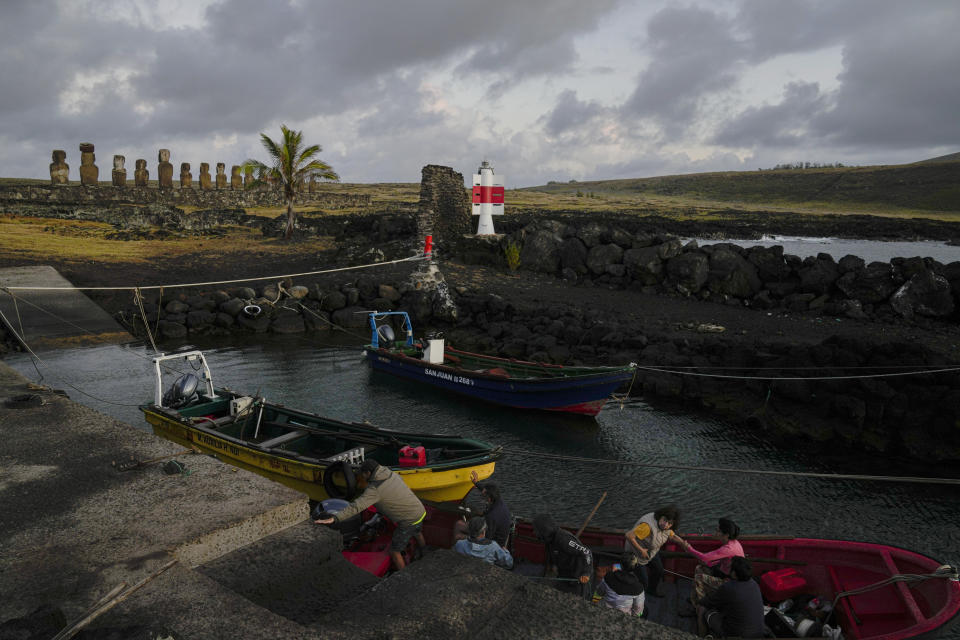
454,516,514,569
676,517,744,609
623,504,682,597
314,458,426,571
593,552,645,617
699,556,765,638
470,470,512,547
532,514,594,600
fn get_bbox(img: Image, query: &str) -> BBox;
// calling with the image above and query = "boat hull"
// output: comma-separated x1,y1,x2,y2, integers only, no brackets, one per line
143,408,495,503
415,504,960,640
365,348,634,416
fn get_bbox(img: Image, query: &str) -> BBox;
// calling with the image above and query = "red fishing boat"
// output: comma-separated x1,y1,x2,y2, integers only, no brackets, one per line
328,499,960,640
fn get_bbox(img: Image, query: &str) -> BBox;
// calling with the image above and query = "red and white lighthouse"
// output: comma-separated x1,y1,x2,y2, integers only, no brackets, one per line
472,160,504,235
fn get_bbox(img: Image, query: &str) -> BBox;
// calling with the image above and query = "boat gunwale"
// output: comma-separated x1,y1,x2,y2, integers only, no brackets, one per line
369,346,636,386
140,404,502,472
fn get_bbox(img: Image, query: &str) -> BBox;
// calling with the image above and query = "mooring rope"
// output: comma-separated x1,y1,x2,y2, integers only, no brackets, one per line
0,254,427,292
635,364,960,381
502,447,960,486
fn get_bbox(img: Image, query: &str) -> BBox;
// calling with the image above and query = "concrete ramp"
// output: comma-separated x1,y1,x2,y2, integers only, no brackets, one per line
0,266,132,350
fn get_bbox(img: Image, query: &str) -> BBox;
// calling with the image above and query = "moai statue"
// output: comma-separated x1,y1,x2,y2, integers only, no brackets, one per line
230,165,242,190
243,165,254,188
157,149,173,188
79,143,99,186
49,150,69,184
111,155,127,187
180,162,192,189
199,162,212,190
134,159,149,186
215,163,227,189
308,174,317,193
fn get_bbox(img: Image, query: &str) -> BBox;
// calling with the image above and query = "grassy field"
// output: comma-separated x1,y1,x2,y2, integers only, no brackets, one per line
0,215,335,267
514,159,960,220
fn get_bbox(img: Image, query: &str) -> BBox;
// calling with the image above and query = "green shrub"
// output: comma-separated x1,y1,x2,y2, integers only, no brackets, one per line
504,239,521,271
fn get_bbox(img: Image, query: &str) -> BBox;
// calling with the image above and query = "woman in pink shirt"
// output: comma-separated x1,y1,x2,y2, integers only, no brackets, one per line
676,517,744,606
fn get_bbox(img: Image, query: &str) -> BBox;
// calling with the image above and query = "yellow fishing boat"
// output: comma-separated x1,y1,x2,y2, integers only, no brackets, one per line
141,351,501,503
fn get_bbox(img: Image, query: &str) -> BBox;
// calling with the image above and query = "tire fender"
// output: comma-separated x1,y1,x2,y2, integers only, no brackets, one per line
323,460,357,500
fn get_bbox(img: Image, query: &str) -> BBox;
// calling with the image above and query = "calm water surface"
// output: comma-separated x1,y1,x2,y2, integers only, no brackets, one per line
692,236,958,264
7,338,960,591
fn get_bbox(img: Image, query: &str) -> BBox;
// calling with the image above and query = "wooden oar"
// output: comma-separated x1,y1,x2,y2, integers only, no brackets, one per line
576,492,607,538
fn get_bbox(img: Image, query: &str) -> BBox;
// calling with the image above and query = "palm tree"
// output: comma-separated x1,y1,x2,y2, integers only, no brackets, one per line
242,125,339,240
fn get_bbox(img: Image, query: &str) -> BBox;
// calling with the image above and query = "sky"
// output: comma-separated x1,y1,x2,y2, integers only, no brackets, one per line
1,0,958,187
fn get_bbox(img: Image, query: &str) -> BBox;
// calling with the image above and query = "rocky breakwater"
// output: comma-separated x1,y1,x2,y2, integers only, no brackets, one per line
468,219,960,325
443,289,960,463
116,271,456,342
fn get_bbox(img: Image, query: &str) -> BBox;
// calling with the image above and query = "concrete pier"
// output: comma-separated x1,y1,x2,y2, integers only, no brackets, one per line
0,266,132,350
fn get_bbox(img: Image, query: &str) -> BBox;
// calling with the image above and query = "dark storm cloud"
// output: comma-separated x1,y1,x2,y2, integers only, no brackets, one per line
541,89,606,137
0,0,624,177
621,6,745,135
810,7,960,148
715,1,960,152
712,81,829,148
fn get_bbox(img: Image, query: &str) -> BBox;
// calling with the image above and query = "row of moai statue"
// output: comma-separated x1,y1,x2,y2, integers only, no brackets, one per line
49,144,256,190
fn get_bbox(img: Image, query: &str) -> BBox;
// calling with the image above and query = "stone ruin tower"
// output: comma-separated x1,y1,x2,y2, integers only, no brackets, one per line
417,164,471,257
410,165,472,322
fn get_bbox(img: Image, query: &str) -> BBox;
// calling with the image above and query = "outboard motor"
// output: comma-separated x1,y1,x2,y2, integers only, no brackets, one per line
313,498,366,545
162,373,200,408
376,324,395,345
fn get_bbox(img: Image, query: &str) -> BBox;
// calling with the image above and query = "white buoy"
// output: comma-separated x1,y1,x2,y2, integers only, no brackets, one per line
472,160,504,235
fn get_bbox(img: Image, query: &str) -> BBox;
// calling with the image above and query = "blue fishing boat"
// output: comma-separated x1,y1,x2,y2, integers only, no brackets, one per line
362,311,636,416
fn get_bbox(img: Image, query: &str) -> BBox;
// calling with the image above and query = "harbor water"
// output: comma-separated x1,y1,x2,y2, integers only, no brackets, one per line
7,336,959,590
691,236,958,264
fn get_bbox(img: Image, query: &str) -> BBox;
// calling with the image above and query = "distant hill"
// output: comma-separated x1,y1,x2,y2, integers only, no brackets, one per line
915,151,960,164
521,161,960,212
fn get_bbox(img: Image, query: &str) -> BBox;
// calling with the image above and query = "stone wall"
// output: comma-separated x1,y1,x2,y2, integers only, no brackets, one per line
0,184,369,210
445,291,960,463
453,218,960,325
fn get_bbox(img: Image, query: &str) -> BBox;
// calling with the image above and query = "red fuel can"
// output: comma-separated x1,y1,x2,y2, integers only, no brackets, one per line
759,567,808,601
399,445,426,467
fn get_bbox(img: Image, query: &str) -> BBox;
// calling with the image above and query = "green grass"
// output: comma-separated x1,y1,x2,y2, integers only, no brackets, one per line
517,161,960,218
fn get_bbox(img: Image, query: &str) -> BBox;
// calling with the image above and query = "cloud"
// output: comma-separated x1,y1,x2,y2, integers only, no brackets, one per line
0,0,957,183
712,81,830,148
621,6,745,135
541,89,606,137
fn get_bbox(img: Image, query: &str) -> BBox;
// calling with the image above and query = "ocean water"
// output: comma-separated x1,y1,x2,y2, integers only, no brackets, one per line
691,236,958,264
6,337,959,587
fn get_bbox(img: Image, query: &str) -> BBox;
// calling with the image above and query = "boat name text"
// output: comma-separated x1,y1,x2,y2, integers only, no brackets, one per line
424,368,475,386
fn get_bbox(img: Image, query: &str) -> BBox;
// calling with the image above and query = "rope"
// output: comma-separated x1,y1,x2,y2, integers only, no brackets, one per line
830,565,958,614
1,254,427,292
503,448,960,486
133,287,159,354
296,302,371,342
636,364,960,381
